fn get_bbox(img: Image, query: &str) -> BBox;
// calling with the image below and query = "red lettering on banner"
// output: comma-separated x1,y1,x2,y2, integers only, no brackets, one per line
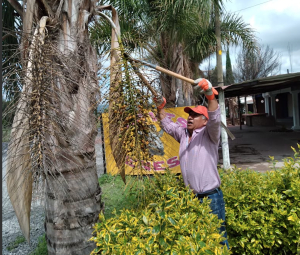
125,157,180,171
125,156,135,167
176,117,187,128
153,161,165,171
167,156,180,168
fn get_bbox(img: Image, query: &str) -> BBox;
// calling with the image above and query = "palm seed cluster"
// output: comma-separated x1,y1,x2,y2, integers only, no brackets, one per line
108,57,159,174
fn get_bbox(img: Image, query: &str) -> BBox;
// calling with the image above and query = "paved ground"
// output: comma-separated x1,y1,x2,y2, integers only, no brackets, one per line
219,125,300,172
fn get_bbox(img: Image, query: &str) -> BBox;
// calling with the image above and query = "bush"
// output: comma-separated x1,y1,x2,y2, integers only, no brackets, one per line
91,172,230,254
221,145,300,254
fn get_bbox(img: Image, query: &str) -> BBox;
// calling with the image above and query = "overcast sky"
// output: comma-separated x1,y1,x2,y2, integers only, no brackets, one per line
200,0,300,76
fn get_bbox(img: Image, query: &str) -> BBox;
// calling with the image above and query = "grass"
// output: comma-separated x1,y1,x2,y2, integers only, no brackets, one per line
7,235,26,251
99,173,144,219
30,235,47,255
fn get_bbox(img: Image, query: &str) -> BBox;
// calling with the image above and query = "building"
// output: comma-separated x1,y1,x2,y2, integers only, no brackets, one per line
219,72,300,130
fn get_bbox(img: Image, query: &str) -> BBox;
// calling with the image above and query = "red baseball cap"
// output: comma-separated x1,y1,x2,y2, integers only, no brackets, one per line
184,105,209,120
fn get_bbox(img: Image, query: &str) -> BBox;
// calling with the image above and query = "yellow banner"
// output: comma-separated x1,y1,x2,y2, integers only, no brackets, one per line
102,107,190,175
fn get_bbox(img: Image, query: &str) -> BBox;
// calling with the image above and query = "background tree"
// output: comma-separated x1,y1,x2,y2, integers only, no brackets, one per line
234,44,281,82
234,44,281,113
225,48,235,85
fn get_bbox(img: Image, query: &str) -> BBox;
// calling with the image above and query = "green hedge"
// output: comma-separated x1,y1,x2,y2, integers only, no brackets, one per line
221,145,300,254
91,172,230,255
91,145,300,255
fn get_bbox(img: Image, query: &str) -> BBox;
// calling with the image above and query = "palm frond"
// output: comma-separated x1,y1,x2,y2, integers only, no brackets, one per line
221,13,258,52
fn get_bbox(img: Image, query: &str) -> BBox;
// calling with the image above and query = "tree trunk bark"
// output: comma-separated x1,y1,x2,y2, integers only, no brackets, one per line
174,44,184,107
44,1,103,253
159,41,194,107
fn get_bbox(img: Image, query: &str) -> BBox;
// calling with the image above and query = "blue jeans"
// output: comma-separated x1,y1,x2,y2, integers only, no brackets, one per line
197,189,230,249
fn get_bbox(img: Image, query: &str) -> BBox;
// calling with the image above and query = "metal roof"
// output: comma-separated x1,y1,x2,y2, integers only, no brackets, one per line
216,72,300,98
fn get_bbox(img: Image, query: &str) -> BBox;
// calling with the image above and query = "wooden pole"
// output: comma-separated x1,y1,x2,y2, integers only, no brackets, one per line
215,4,231,169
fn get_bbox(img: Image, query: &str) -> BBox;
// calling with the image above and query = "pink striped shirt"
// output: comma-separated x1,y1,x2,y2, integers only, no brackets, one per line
160,106,221,193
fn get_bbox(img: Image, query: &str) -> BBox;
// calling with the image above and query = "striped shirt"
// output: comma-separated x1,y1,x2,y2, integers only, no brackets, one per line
160,106,221,193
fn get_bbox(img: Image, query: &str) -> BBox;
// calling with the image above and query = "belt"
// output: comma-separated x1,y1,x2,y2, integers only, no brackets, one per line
196,188,220,199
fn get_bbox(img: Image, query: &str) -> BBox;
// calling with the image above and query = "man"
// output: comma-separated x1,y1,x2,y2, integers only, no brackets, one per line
154,78,229,249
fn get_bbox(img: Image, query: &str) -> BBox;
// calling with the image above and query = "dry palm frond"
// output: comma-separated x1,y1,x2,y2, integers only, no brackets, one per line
3,16,103,244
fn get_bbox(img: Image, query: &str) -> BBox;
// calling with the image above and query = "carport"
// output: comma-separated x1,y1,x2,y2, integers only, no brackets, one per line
216,72,300,171
218,72,300,130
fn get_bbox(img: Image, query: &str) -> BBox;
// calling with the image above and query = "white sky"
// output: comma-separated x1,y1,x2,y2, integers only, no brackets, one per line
200,0,300,75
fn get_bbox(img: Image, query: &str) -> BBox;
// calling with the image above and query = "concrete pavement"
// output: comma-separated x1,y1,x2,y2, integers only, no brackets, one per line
219,125,300,172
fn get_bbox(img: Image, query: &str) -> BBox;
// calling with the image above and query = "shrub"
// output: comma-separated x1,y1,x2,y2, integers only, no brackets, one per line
221,145,300,254
91,172,230,254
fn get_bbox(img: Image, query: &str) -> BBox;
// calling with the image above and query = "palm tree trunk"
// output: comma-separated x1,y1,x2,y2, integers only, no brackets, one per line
6,1,104,254
159,40,194,107
174,44,184,107
43,1,103,253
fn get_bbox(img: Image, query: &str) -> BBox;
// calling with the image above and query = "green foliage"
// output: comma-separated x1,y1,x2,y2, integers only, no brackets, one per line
30,235,48,255
7,235,26,251
221,144,300,254
225,49,234,85
92,171,230,254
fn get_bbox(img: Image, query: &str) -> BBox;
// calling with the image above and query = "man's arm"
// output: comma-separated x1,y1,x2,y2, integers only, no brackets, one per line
207,97,218,111
154,96,182,142
157,107,166,120
196,78,220,144
206,104,221,144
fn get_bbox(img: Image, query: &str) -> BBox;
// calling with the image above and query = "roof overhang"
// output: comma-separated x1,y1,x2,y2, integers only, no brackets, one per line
216,72,300,98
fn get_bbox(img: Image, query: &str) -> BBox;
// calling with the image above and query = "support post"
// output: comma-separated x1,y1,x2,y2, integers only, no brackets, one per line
262,93,270,116
244,96,248,114
215,4,230,169
238,96,242,130
291,91,300,130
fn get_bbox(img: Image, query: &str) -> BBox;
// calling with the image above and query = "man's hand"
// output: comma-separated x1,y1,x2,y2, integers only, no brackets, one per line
194,78,218,100
153,94,166,109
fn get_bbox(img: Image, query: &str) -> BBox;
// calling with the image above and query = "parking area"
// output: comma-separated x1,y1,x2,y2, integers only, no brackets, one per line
219,125,300,172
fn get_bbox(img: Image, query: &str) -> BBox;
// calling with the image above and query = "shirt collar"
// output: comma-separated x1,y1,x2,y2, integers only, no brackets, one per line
185,126,206,134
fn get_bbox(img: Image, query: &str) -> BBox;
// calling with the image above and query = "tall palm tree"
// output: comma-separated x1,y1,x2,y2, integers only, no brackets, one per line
91,0,257,107
3,1,104,254
149,2,257,106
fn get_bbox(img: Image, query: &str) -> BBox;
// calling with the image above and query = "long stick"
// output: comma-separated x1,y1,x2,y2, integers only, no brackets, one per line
127,58,235,140
128,57,196,85
98,10,235,140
